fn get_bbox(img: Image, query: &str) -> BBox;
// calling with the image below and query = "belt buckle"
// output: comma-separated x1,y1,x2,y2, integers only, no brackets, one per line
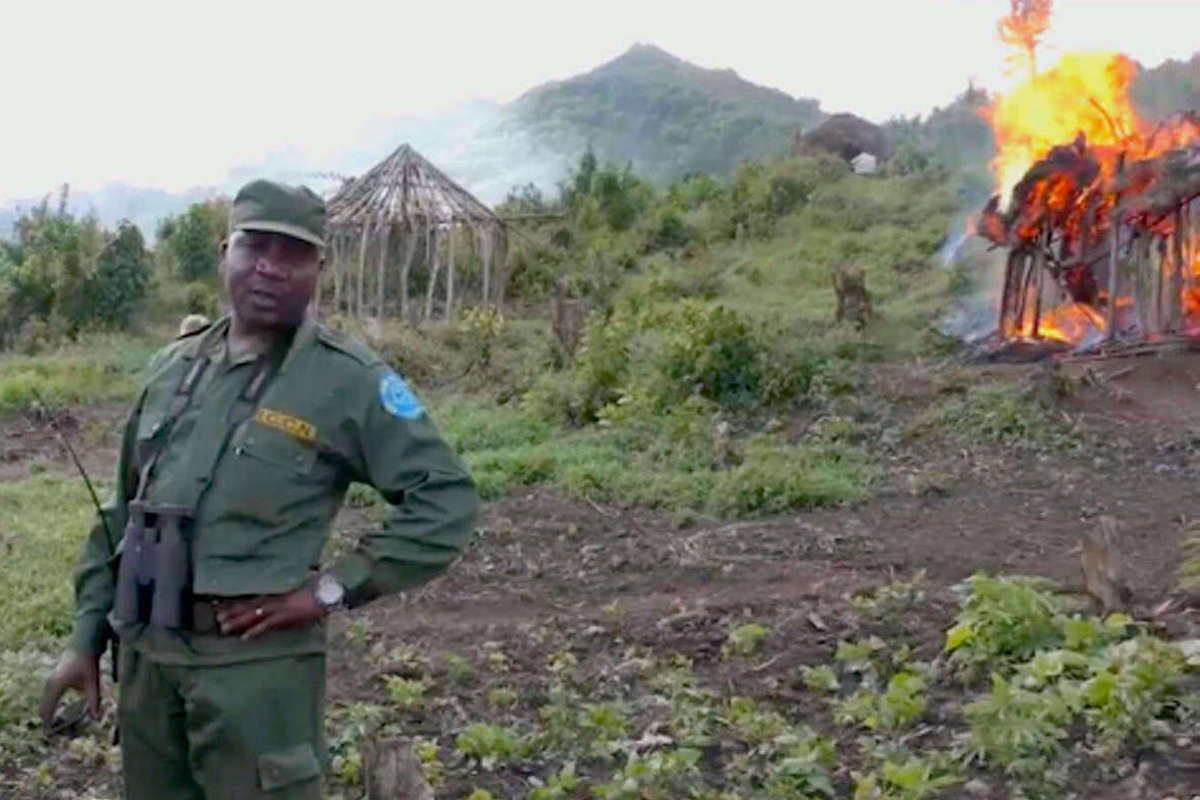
189,599,221,635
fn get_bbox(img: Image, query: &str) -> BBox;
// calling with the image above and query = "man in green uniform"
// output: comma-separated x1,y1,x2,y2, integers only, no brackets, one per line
39,180,479,799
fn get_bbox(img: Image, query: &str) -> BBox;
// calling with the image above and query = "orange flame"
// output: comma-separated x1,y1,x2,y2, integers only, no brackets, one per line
997,0,1053,80
985,51,1141,201
979,0,1199,348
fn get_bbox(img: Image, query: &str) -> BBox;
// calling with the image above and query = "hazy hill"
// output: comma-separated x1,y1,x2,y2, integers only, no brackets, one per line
510,44,825,182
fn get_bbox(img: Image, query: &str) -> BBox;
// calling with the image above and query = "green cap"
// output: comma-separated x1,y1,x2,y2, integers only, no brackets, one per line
229,179,326,248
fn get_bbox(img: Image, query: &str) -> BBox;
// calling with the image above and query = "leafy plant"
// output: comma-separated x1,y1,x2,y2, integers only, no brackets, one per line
382,676,428,710
455,723,525,770
1081,636,1185,754
801,665,841,693
944,574,1068,676
964,673,1076,778
725,697,789,748
762,727,837,798
852,755,960,800
852,570,927,622
833,671,926,732
592,747,703,799
724,622,771,658
579,702,630,757
527,762,581,799
487,687,518,708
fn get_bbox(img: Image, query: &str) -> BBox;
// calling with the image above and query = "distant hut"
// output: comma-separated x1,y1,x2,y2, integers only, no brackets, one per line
850,152,879,175
323,144,505,321
794,113,889,164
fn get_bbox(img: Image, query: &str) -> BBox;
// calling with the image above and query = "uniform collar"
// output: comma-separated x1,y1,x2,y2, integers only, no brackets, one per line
278,313,319,375
194,314,317,373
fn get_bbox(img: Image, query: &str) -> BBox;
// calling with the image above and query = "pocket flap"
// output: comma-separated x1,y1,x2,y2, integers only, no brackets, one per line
258,742,321,791
238,425,318,475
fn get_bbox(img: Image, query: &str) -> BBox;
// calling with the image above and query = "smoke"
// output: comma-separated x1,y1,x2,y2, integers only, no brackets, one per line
936,231,1008,345
228,100,571,206
0,100,575,241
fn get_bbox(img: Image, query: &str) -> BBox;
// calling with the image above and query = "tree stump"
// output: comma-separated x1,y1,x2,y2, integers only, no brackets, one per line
832,264,872,330
1081,516,1132,614
549,280,590,364
363,738,434,800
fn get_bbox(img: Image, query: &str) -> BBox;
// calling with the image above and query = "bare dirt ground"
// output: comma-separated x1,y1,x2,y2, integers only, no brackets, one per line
4,354,1200,798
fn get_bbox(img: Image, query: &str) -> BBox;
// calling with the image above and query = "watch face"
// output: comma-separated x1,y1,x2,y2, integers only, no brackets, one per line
316,575,345,606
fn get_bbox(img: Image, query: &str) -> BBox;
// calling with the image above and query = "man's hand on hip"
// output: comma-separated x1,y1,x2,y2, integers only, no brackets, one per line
215,587,326,640
40,650,101,734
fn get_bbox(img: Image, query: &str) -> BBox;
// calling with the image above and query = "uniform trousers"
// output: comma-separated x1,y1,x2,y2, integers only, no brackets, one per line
117,646,326,799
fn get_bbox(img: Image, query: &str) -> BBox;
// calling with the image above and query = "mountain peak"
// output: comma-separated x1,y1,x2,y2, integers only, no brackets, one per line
511,45,824,183
611,43,681,66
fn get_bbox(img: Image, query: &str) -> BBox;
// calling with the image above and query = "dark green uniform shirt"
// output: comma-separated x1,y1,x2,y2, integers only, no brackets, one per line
69,316,478,665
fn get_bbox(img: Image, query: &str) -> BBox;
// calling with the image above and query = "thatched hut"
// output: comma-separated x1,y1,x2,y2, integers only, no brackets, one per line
323,145,505,321
794,113,888,164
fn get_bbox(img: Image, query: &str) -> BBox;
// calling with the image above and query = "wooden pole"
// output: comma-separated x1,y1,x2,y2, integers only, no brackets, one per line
424,227,441,321
399,222,418,324
332,234,343,313
1014,251,1035,332
356,224,371,319
445,224,456,319
999,250,1018,336
1154,234,1166,334
1105,223,1119,341
1031,237,1046,339
1173,206,1187,323
480,226,492,309
376,224,391,319
1135,232,1151,336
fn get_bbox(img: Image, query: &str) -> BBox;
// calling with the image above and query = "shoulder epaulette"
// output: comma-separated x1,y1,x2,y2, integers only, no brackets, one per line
174,321,212,341
315,325,384,367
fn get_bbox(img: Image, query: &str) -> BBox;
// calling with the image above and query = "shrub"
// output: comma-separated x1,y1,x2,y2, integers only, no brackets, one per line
657,301,762,406
705,437,870,515
918,383,1069,449
944,574,1068,676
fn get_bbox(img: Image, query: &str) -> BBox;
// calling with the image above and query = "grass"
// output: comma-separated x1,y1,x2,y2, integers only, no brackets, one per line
0,475,100,649
431,397,870,515
0,475,101,733
911,381,1073,449
0,331,162,413
711,172,959,362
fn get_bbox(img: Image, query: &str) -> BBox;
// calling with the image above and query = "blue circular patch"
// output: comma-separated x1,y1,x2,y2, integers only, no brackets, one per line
379,372,424,420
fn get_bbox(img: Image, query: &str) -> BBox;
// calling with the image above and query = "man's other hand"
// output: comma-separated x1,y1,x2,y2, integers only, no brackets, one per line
40,650,101,734
215,586,326,640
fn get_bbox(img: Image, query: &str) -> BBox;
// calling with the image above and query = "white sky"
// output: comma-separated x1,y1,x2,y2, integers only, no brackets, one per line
2,0,1197,203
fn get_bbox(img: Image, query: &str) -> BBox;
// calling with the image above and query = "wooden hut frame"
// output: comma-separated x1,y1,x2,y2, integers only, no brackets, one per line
324,144,506,321
997,194,1196,343
989,138,1199,346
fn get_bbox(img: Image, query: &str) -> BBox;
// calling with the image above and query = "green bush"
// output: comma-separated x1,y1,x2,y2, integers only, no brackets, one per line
0,206,153,345
704,437,870,515
944,574,1069,675
918,383,1069,449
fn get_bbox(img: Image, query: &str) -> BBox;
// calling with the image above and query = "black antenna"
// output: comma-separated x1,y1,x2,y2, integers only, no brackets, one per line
29,387,113,542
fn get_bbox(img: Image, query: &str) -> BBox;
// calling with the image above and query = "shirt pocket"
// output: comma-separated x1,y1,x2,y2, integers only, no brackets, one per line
232,421,319,477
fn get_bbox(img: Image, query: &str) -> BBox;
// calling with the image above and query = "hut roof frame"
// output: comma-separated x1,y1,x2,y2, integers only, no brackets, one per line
327,144,500,232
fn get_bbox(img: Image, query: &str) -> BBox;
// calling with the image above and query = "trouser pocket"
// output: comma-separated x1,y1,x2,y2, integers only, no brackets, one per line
258,743,322,793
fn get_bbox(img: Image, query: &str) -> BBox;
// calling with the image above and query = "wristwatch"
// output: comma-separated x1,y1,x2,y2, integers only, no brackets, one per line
312,572,347,613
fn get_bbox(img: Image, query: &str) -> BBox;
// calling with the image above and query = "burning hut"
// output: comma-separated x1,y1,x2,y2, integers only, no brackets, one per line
323,144,506,322
968,4,1200,356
